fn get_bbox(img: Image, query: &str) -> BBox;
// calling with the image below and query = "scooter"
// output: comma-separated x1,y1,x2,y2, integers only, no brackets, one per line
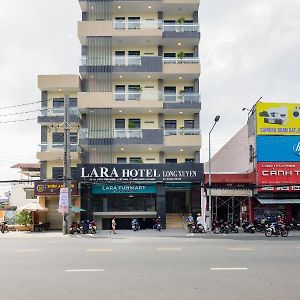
131,219,140,231
0,221,8,233
242,221,255,233
265,223,288,237
89,221,97,234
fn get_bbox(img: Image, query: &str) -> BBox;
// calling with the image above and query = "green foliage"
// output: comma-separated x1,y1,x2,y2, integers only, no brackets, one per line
177,17,186,24
15,211,32,226
177,52,185,59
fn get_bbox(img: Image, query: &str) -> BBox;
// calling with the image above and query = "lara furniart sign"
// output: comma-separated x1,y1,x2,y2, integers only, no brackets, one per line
77,163,204,183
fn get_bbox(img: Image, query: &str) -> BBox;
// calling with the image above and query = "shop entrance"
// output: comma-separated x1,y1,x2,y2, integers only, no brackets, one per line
166,191,187,213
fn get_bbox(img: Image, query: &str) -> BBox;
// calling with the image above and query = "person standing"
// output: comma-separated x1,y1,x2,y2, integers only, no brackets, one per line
110,217,117,234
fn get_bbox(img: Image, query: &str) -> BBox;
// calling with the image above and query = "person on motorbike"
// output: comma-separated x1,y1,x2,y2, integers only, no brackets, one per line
153,216,161,230
276,215,284,235
196,213,205,232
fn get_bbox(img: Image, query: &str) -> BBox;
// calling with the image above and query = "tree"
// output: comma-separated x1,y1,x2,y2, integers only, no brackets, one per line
15,211,32,226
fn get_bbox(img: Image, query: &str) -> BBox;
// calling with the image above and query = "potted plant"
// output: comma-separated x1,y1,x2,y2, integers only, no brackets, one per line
178,90,185,101
177,17,186,32
135,86,143,100
177,52,185,63
128,122,136,129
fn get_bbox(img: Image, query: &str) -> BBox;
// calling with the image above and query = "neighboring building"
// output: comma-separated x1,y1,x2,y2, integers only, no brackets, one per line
208,101,300,223
9,163,40,209
36,0,203,229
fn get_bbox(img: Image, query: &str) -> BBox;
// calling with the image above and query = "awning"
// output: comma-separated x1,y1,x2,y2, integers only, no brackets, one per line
257,198,300,205
211,188,252,197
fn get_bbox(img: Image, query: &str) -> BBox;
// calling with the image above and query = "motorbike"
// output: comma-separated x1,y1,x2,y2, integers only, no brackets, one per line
80,220,90,234
193,223,205,233
229,222,239,233
89,221,97,234
0,221,8,233
69,221,81,234
242,221,255,233
131,219,140,232
220,222,230,234
265,223,288,237
287,220,300,231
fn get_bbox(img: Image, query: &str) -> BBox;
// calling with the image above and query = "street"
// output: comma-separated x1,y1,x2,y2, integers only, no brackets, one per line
0,231,300,300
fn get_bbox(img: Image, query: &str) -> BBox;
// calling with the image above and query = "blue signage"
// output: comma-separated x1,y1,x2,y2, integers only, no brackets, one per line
257,136,300,162
92,184,157,195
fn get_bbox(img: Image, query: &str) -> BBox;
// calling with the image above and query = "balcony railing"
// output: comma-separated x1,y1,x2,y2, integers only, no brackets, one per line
113,20,161,30
40,143,78,152
163,24,199,32
114,91,160,101
163,57,199,64
164,128,201,136
81,56,141,66
163,93,200,103
114,129,143,139
40,107,78,116
112,20,199,32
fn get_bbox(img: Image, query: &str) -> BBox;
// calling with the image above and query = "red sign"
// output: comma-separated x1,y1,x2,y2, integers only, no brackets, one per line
257,162,300,192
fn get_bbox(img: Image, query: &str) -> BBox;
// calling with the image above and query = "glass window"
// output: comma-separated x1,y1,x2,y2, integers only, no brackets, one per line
115,119,125,129
165,159,177,163
130,157,143,163
128,119,141,129
52,167,63,179
185,158,195,162
128,17,140,29
117,158,127,164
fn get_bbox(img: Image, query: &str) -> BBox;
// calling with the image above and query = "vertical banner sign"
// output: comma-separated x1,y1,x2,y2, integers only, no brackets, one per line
58,188,69,213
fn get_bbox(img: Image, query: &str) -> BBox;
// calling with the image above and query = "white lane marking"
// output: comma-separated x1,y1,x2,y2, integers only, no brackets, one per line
65,269,104,272
14,249,40,253
157,248,182,251
86,248,112,252
227,247,253,251
210,268,248,271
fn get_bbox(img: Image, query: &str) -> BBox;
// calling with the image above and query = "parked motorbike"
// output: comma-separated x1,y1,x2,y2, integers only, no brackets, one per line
242,221,255,233
220,222,230,234
229,222,239,233
89,220,97,234
80,220,90,234
131,219,140,232
265,223,288,237
0,221,8,233
69,221,81,234
193,223,205,233
287,220,300,231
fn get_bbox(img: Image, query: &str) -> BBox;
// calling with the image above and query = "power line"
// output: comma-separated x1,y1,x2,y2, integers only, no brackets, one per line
0,108,51,118
0,99,51,110
0,117,37,124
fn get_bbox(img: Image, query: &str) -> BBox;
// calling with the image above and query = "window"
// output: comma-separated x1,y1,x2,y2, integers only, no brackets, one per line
115,119,125,129
115,51,125,65
130,157,143,163
117,158,127,164
25,189,36,200
115,17,125,29
184,120,194,128
128,85,141,100
52,167,77,179
165,159,177,163
185,158,195,162
115,85,126,101
53,99,64,114
52,133,64,146
128,119,141,129
164,87,176,102
128,17,140,29
164,120,177,135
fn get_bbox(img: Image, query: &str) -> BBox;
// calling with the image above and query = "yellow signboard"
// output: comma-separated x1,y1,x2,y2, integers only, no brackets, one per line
256,102,300,135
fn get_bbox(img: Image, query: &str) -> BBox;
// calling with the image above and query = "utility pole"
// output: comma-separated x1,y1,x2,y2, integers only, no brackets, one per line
62,94,71,235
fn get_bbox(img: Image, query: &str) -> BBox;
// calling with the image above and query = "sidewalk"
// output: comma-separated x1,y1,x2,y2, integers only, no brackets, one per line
1,229,300,239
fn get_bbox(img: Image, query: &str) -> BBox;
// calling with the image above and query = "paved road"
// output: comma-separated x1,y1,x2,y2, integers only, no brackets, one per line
0,230,300,300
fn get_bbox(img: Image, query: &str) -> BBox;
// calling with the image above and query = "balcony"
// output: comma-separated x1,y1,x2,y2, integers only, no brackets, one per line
162,23,200,39
79,128,163,149
163,57,200,76
80,56,162,73
37,108,80,124
36,143,79,161
163,93,201,109
164,128,201,149
37,75,81,92
78,20,161,44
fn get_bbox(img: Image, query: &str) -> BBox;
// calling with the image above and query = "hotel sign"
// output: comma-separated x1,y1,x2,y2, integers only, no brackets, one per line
77,163,204,183
34,181,78,196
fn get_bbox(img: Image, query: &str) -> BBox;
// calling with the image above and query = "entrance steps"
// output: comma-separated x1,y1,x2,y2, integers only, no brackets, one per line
166,213,185,229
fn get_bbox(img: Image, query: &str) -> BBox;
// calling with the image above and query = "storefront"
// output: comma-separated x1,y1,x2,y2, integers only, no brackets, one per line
77,163,204,229
34,181,79,230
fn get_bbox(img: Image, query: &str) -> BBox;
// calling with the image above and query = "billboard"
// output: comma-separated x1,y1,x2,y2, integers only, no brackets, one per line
77,163,204,183
257,136,300,162
257,162,300,192
256,102,300,135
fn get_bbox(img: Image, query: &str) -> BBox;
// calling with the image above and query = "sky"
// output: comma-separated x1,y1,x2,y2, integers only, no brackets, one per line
0,0,300,194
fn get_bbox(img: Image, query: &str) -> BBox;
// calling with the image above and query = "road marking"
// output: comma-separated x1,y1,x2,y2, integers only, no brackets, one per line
157,248,182,251
227,247,253,251
65,269,104,272
186,234,194,237
86,248,112,252
14,249,40,253
210,268,248,271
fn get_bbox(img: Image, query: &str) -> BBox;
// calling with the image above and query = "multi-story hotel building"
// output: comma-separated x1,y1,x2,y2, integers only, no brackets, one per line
36,0,202,230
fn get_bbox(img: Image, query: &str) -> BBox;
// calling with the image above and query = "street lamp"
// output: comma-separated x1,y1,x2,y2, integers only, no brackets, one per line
208,115,220,232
